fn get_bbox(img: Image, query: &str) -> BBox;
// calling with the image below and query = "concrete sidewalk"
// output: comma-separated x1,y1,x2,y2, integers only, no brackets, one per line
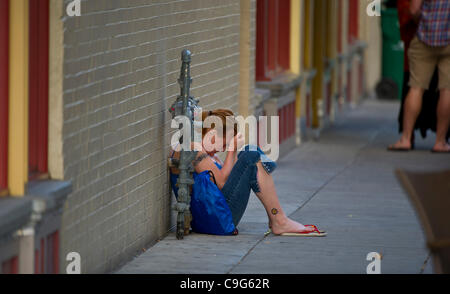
116,98,450,274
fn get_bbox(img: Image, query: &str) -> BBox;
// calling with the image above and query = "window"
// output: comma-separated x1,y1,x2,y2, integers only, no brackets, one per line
0,0,9,193
278,101,295,144
28,0,49,180
256,0,291,81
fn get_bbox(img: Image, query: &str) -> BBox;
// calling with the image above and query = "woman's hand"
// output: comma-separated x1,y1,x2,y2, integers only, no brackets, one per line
228,132,245,151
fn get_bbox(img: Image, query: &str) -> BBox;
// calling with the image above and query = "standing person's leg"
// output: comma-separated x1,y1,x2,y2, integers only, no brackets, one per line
389,36,437,150
433,44,450,152
435,89,450,151
390,87,424,149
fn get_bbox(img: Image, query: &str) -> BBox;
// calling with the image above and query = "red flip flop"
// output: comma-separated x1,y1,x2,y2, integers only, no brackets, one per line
271,224,327,237
264,225,327,237
304,224,326,234
279,224,327,237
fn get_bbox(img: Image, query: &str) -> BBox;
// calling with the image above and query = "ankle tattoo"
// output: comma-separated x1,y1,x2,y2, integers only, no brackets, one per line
271,208,278,215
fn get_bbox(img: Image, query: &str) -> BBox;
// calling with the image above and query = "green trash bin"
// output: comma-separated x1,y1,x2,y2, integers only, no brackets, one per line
377,7,404,100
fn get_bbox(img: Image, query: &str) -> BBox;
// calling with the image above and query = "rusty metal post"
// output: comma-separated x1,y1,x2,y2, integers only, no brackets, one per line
169,50,199,239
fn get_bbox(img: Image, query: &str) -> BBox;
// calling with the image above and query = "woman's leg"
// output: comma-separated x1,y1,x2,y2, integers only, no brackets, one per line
254,161,314,235
221,149,261,226
221,148,314,233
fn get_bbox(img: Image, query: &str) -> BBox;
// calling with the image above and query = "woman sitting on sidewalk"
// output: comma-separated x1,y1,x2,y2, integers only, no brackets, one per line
169,109,326,237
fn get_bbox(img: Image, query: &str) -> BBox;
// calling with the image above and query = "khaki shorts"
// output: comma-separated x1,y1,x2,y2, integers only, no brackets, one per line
408,35,450,90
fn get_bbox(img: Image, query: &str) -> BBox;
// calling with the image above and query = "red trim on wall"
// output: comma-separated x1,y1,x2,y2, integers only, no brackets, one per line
276,102,296,145
338,0,343,53
267,0,277,76
35,231,60,274
256,0,268,81
35,249,40,274
278,0,290,71
0,0,9,191
348,0,359,44
52,230,60,274
28,0,49,179
256,0,290,81
2,256,18,274
40,238,45,274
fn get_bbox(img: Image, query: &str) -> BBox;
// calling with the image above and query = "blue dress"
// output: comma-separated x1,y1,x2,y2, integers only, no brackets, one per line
169,149,222,199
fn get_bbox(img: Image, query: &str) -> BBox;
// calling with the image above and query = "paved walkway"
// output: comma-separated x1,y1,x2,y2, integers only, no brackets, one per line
116,98,450,274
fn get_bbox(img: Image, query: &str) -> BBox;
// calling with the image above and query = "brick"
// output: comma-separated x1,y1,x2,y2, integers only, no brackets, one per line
60,0,248,273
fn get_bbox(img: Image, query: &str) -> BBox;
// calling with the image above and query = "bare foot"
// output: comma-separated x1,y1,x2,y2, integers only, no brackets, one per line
271,217,314,235
432,142,450,152
388,137,412,150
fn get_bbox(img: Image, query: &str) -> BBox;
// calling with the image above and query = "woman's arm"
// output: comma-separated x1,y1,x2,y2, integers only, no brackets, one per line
192,133,243,189
193,150,236,189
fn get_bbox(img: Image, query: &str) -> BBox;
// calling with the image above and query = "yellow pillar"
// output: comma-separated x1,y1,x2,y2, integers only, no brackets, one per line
340,0,349,104
239,0,251,119
49,0,65,180
239,0,252,144
303,0,314,70
8,0,29,196
290,0,302,76
290,0,303,144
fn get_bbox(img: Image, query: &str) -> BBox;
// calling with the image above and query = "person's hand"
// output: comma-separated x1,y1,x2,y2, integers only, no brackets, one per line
228,132,245,151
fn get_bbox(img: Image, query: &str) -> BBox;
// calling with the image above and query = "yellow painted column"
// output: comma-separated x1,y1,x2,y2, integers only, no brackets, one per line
239,0,252,144
48,0,65,180
341,0,349,103
8,0,29,196
303,0,313,70
290,0,302,76
239,0,251,118
290,0,303,144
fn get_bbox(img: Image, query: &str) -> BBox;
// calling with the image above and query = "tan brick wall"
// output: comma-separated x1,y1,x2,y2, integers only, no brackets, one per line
249,0,258,115
60,0,243,273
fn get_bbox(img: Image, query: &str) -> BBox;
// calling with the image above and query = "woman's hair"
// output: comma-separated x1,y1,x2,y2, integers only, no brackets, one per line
201,109,237,138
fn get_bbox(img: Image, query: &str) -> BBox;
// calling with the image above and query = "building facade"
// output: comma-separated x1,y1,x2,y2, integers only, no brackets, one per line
0,0,381,273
